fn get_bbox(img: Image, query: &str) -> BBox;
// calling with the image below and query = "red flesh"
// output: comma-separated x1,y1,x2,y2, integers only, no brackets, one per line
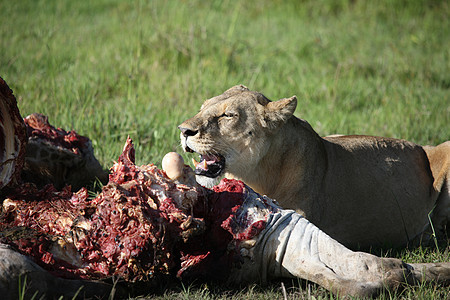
0,79,271,284
24,113,89,155
1,138,205,281
1,141,268,283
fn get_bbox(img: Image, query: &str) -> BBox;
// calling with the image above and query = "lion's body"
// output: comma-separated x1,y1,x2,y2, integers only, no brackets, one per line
179,85,450,249
246,117,449,248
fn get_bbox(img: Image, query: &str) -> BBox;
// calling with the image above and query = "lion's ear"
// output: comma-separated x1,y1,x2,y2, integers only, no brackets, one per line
226,84,249,92
264,96,297,128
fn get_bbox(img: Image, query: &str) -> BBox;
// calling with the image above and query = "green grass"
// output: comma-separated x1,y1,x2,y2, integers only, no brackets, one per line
1,0,449,299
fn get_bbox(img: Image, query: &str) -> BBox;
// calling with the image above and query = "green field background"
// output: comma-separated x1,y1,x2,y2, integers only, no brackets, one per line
1,0,449,299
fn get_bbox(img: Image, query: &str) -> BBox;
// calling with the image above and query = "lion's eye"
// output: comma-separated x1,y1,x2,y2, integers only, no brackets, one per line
219,112,237,118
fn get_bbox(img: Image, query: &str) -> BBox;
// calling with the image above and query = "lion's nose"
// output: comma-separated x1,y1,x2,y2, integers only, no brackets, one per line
178,126,198,137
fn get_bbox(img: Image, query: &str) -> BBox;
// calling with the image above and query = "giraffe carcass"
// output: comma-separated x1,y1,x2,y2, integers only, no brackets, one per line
0,77,449,299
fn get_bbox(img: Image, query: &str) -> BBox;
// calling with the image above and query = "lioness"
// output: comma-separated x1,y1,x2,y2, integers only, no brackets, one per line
179,85,449,249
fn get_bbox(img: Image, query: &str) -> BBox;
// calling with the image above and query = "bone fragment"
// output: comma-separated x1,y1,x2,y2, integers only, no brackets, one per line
162,152,185,180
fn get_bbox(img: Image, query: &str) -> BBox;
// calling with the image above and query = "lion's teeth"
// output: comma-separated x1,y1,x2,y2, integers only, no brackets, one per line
192,158,208,170
192,158,199,168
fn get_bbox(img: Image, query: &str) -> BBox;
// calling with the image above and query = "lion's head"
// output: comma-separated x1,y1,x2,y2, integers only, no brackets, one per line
179,85,297,186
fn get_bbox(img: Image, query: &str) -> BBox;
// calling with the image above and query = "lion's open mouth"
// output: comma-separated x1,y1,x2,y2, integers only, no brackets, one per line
192,154,225,178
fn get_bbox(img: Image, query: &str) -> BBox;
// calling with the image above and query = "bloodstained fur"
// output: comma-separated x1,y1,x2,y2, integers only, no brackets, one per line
0,78,268,283
24,113,89,155
0,138,268,284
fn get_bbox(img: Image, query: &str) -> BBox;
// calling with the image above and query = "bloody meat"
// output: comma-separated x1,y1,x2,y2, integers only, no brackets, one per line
0,75,272,286
24,113,89,155
0,137,269,283
21,113,107,190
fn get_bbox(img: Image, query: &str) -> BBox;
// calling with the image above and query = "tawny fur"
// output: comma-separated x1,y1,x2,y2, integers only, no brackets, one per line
179,85,449,249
